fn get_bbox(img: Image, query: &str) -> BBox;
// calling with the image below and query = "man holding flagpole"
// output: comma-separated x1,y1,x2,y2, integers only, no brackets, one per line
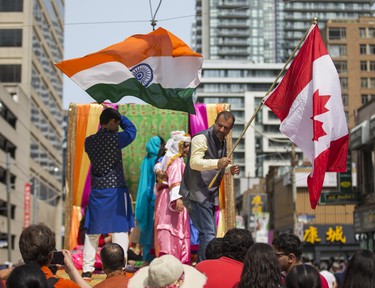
179,111,240,262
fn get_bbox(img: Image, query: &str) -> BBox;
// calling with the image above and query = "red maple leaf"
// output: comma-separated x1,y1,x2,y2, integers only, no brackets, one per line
311,89,330,141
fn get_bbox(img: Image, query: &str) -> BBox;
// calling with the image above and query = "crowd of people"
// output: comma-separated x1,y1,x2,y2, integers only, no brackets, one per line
0,108,374,287
1,226,374,288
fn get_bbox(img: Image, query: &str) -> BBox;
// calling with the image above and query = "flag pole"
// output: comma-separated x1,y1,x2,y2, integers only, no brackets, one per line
208,18,318,189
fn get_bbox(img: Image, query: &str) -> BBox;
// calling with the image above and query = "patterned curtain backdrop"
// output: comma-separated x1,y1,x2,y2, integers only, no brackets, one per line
64,103,234,249
119,104,188,202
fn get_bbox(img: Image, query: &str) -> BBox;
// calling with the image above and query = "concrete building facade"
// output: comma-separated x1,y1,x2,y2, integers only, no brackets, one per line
265,166,358,261
0,0,64,262
351,100,375,252
193,0,374,63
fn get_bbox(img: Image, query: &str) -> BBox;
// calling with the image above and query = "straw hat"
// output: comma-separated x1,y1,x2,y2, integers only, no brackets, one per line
128,255,206,288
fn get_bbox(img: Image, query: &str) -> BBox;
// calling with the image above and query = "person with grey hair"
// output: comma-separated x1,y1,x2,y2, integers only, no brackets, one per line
319,261,337,288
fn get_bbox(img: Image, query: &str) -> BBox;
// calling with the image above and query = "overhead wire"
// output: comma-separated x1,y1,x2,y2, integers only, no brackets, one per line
61,5,248,28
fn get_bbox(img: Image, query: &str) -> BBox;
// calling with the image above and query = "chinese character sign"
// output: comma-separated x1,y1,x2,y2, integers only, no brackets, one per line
326,226,346,244
249,194,267,214
304,226,321,244
303,225,348,244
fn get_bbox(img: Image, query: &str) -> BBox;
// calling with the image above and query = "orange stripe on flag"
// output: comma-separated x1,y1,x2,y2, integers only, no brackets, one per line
55,27,201,77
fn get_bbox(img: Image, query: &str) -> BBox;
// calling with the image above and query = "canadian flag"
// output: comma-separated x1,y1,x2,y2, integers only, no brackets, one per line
264,24,349,209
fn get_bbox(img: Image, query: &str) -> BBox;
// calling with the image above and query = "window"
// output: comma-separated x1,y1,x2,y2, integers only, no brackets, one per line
328,27,346,40
369,28,375,38
0,29,22,47
360,61,367,71
360,44,367,55
359,28,366,38
0,200,15,219
334,61,347,73
0,134,16,159
361,78,368,88
0,0,22,11
340,78,348,89
361,94,370,104
0,65,21,82
370,78,375,88
342,94,348,106
370,45,375,55
370,61,375,71
329,44,347,57
0,101,17,129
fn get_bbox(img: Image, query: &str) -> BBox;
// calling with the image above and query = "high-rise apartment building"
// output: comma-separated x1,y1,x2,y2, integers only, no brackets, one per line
0,0,64,261
193,0,374,63
193,1,374,196
323,17,375,129
282,1,374,62
193,0,279,63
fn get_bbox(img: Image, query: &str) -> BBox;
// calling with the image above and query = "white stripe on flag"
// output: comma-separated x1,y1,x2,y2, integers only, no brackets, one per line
72,62,133,90
71,56,202,90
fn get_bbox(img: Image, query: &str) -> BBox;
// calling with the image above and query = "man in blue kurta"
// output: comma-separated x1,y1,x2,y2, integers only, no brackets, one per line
82,107,136,279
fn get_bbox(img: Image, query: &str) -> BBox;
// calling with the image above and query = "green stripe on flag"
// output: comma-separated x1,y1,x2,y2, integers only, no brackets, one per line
86,78,196,114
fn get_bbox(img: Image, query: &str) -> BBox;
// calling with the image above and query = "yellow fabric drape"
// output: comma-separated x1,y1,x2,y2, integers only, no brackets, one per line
75,104,102,206
69,206,82,250
73,104,90,206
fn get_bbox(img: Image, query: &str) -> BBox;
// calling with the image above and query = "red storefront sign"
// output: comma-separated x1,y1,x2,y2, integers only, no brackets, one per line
24,183,31,228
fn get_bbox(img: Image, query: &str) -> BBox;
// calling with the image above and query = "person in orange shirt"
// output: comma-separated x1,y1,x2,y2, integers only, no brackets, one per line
94,243,129,288
19,223,90,288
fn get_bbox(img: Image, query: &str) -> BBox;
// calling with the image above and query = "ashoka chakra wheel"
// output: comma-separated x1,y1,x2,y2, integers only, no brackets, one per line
130,63,153,87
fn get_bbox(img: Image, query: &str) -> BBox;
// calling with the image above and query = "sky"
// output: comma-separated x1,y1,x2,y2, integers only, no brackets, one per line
62,0,196,109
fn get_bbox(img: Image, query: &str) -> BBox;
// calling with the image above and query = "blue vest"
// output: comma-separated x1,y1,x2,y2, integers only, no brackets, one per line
180,126,226,204
85,128,127,189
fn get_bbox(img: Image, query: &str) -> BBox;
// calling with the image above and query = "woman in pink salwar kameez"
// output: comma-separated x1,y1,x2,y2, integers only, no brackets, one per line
154,131,191,264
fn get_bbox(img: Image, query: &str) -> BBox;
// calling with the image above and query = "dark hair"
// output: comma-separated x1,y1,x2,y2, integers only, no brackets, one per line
286,264,322,288
156,139,167,164
19,224,55,266
100,243,125,272
205,237,223,260
272,233,303,261
215,110,235,125
6,263,49,288
222,228,254,262
341,249,375,288
238,243,281,288
100,108,121,125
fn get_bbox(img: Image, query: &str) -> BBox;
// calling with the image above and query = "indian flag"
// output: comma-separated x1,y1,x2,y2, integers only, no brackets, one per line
55,27,203,114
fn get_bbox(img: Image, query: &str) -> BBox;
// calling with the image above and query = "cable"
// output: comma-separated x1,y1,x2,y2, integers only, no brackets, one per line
250,124,292,144
56,5,249,28
149,0,163,30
